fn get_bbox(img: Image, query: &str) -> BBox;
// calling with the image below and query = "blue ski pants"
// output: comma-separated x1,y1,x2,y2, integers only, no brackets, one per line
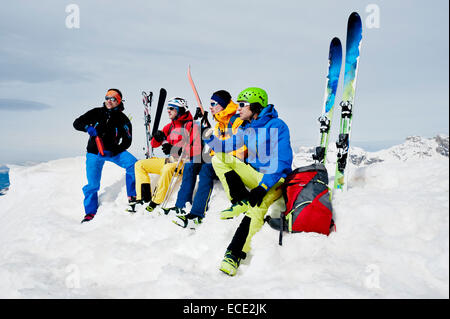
175,162,216,218
82,151,137,215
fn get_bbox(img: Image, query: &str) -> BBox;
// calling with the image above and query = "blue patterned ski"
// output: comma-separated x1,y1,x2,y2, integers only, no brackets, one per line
313,37,343,164
334,12,363,191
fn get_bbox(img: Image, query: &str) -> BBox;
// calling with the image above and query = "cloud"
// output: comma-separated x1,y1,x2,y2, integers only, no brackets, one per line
0,99,52,112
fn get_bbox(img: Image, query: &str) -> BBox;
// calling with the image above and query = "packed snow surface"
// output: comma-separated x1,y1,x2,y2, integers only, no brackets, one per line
0,136,448,298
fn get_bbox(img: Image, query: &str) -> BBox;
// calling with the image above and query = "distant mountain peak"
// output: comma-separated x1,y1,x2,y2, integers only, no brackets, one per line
294,134,449,168
435,134,449,157
386,135,449,160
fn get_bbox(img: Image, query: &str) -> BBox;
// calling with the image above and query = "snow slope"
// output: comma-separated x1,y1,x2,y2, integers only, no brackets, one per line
0,136,448,298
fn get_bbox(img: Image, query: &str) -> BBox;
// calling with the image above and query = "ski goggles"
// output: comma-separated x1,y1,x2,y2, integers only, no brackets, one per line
210,101,220,107
168,102,184,111
238,102,250,108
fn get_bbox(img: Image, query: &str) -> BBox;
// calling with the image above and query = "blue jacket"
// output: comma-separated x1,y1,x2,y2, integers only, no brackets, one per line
207,104,293,190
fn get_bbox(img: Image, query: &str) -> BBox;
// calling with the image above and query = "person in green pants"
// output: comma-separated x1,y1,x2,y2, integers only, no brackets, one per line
205,87,293,276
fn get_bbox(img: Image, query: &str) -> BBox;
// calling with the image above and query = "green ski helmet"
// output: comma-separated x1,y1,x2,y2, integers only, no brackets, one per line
237,87,268,109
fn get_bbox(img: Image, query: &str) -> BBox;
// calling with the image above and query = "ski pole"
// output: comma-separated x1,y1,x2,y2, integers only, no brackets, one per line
160,154,185,209
279,210,284,246
160,121,195,209
93,122,105,156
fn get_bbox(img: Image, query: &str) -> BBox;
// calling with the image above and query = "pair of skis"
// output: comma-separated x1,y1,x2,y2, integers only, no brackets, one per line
188,65,211,127
160,66,210,210
313,12,363,192
123,88,166,213
142,65,208,159
142,87,179,209
142,88,167,159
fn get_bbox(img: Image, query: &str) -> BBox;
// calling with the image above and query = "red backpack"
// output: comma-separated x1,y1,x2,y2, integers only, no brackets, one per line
268,163,334,244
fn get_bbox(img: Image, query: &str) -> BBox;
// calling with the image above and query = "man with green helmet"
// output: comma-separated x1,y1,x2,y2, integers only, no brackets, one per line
205,87,293,276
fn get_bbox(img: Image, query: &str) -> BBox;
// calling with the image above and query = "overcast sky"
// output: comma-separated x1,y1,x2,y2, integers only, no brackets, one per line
0,0,448,165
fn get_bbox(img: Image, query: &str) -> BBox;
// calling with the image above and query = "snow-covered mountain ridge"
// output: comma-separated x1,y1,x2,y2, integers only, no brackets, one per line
0,135,448,298
294,135,449,167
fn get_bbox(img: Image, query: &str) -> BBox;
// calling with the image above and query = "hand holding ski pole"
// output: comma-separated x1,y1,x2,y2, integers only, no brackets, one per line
86,126,97,137
87,123,105,156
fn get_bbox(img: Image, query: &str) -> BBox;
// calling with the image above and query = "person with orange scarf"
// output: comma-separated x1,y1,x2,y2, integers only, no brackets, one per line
169,90,246,229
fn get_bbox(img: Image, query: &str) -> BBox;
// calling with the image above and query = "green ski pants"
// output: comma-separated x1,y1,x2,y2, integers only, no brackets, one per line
212,152,284,255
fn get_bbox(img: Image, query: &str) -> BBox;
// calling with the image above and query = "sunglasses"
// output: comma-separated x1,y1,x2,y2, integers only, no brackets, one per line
210,101,220,107
167,107,176,111
105,96,117,102
238,102,250,108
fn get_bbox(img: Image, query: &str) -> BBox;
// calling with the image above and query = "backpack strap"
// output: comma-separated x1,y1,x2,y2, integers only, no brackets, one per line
227,113,240,130
218,113,240,137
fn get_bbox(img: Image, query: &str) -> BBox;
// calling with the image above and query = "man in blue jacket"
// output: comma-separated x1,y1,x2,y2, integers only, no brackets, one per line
205,87,293,276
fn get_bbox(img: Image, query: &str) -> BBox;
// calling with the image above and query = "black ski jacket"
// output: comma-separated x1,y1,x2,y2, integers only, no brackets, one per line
73,103,133,156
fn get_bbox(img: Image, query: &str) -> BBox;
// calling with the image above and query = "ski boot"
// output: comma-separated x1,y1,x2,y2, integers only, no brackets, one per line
126,196,142,213
172,213,202,229
219,250,241,276
220,171,250,219
162,206,187,216
81,213,96,223
145,201,158,213
220,200,249,220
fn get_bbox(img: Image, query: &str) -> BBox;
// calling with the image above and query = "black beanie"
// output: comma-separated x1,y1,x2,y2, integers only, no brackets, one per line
211,90,231,108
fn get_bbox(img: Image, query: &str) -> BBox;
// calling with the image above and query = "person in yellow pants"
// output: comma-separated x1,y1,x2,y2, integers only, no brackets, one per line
205,87,293,276
134,157,179,208
134,97,199,212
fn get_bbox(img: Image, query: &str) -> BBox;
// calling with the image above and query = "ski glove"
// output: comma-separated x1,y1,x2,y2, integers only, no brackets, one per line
194,107,203,120
248,186,267,207
162,143,172,155
201,111,212,128
202,127,214,140
86,126,97,137
153,130,166,143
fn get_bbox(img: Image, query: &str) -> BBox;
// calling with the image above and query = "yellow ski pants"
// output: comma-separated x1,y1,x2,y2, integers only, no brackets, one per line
134,157,181,204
